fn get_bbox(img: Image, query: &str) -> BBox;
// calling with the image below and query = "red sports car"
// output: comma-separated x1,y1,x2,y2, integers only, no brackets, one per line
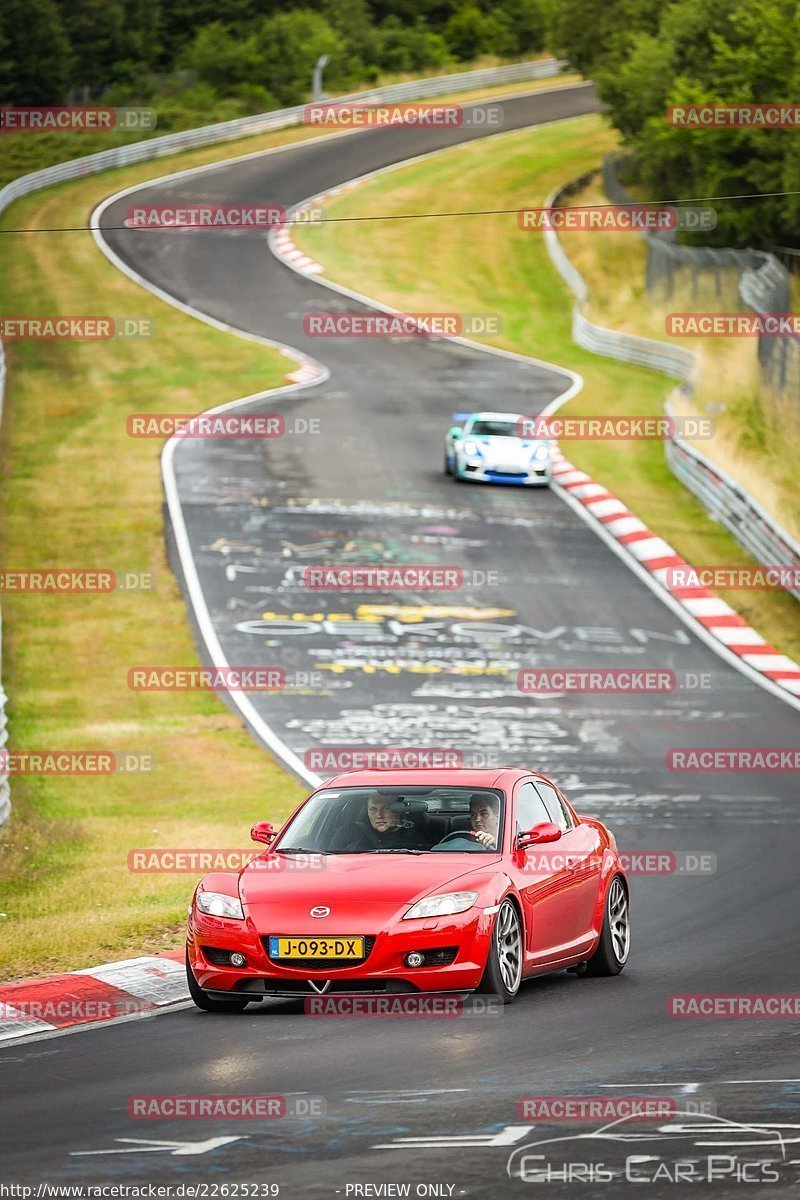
186,768,630,1010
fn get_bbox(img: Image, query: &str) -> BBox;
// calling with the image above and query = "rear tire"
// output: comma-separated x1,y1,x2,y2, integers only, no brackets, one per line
444,452,452,476
585,876,630,976
478,898,523,1003
186,950,251,1012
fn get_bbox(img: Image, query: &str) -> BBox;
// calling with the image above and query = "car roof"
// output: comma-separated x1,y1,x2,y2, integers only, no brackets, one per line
321,767,545,791
467,411,524,424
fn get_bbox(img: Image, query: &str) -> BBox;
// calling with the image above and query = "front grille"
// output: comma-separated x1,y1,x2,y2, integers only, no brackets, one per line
262,935,376,969
230,978,419,996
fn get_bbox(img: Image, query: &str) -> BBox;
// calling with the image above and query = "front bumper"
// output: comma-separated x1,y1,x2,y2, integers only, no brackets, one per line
187,907,493,996
458,460,552,486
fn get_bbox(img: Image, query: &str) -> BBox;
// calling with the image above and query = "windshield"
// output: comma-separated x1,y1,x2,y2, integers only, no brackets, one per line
274,787,505,854
468,419,519,437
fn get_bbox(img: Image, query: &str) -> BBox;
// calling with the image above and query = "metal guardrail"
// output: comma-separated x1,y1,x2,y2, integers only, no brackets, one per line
544,178,800,600
545,175,696,382
0,58,564,216
0,58,566,825
664,402,800,601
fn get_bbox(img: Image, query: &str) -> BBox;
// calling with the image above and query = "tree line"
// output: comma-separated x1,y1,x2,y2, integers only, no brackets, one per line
547,0,800,248
0,0,546,109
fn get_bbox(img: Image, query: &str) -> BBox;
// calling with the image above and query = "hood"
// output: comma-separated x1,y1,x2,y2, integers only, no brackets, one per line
238,852,501,933
467,436,548,470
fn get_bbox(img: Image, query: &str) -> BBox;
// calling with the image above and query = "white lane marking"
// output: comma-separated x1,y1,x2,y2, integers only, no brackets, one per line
72,1136,247,1157
373,1125,533,1149
91,205,328,788
601,1079,800,1087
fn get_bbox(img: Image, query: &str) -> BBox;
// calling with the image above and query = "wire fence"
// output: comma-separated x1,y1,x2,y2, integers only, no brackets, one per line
603,155,800,429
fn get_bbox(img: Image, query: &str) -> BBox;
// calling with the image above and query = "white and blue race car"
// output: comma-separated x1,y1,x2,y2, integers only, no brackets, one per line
444,411,553,486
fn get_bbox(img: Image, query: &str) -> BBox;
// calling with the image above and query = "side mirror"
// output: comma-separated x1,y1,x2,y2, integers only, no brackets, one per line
448,426,463,439
250,821,277,845
517,821,561,848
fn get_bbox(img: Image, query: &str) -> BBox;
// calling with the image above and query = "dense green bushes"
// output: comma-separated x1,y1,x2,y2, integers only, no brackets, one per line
0,0,548,112
545,0,800,248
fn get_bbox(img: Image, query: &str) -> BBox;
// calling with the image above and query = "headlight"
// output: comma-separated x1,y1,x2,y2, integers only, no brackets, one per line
196,890,244,919
403,891,478,920
462,440,480,457
532,444,550,461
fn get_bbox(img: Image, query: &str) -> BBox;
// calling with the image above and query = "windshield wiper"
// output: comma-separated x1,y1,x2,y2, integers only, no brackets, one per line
371,848,427,854
275,847,315,854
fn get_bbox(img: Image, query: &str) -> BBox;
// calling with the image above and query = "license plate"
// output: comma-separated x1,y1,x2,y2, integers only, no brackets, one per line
269,936,364,960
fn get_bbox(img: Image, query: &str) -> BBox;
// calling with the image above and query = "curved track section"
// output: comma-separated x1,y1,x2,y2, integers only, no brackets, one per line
3,85,799,1196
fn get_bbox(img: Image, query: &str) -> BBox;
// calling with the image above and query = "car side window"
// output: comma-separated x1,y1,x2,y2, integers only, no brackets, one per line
535,782,573,832
515,782,551,834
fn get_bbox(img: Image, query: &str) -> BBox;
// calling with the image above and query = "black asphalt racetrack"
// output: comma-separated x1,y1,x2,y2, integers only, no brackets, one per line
3,84,799,1197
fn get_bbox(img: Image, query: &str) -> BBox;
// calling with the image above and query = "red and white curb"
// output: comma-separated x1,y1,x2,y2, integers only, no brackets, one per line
272,224,324,276
0,952,188,1043
271,181,361,277
551,451,800,697
285,361,325,385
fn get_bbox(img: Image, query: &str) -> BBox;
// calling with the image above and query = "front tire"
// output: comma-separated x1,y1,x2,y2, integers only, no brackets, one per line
186,950,251,1012
478,898,523,1003
585,876,630,976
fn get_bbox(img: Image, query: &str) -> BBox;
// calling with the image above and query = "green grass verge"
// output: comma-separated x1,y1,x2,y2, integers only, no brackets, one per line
296,113,800,663
0,129,328,980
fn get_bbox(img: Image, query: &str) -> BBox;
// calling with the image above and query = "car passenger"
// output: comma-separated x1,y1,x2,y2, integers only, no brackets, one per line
342,792,428,851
